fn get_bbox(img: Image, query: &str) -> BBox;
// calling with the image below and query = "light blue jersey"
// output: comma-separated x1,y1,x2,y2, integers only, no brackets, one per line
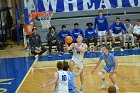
99,53,116,72
67,71,78,93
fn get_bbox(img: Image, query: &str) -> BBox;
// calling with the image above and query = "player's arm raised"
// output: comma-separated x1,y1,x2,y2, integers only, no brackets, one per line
74,44,87,53
41,72,58,88
91,60,101,74
114,59,118,73
65,43,74,51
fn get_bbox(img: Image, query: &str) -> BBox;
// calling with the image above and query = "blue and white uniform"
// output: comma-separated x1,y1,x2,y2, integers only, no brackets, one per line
71,43,85,69
99,53,116,73
55,70,69,93
67,71,78,93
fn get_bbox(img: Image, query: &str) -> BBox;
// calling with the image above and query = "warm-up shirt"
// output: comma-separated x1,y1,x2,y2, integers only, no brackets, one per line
58,30,71,41
94,15,108,31
71,29,84,41
85,28,98,39
109,22,128,34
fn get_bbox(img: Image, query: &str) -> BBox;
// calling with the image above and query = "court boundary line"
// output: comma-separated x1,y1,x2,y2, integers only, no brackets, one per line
33,61,140,70
15,57,38,93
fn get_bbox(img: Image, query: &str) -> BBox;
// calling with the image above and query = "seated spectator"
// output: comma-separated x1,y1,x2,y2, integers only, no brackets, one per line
109,17,128,51
58,25,71,53
133,19,140,47
29,28,47,58
108,85,116,93
85,22,98,49
71,23,84,42
124,19,135,49
46,26,62,57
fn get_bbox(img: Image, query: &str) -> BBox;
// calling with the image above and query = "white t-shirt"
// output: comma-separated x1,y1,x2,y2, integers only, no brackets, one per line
133,25,140,34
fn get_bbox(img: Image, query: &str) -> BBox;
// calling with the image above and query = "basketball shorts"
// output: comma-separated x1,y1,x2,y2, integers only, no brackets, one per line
98,31,106,36
103,65,115,73
71,58,83,69
54,91,69,93
112,32,122,38
69,87,78,93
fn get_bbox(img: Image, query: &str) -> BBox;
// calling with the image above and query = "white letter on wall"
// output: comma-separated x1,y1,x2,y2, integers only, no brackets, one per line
24,0,36,13
99,0,111,9
83,0,95,10
129,0,136,7
117,0,123,8
64,0,78,12
42,0,57,12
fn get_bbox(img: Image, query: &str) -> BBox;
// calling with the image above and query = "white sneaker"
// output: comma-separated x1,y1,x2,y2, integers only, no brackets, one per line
100,81,109,89
120,48,124,51
80,86,84,92
115,85,119,91
111,48,114,51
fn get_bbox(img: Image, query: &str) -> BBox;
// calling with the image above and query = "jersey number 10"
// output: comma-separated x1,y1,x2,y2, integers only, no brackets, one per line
62,75,67,81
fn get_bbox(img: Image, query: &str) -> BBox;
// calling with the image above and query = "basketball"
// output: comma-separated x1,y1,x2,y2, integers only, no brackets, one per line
65,36,73,43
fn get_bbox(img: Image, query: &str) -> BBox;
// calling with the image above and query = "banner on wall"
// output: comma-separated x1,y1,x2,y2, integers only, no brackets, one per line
24,0,140,13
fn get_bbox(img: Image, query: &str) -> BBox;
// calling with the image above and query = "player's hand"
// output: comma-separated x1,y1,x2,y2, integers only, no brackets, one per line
113,69,117,73
73,43,76,48
40,83,47,88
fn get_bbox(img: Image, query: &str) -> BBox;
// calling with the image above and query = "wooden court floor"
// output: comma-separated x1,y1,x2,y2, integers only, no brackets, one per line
17,56,140,93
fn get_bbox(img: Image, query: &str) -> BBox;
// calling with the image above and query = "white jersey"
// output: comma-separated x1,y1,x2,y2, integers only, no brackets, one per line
55,70,69,93
72,43,85,62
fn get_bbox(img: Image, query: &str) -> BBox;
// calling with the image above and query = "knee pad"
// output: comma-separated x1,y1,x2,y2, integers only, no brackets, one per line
98,72,104,79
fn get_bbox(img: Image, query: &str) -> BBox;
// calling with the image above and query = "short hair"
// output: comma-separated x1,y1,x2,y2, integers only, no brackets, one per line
86,22,93,26
32,27,37,32
108,85,116,93
137,19,140,22
116,17,120,20
74,23,79,26
63,60,69,71
57,61,63,70
62,25,66,29
98,10,103,13
49,26,56,31
125,19,130,22
104,45,109,50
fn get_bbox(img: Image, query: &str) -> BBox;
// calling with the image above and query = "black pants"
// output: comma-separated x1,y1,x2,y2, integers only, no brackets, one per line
48,41,64,53
31,46,47,55
85,37,97,47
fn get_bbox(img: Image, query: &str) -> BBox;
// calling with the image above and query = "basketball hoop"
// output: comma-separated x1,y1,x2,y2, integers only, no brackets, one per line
30,11,54,29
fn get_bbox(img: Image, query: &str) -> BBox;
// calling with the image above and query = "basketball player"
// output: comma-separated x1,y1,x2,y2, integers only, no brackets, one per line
91,45,119,91
40,61,69,93
108,85,117,93
65,34,87,92
63,61,82,93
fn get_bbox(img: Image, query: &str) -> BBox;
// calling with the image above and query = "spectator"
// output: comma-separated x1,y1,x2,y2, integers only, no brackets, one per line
46,26,62,57
109,17,128,51
71,23,84,42
133,19,140,47
58,25,71,53
94,10,108,50
29,28,47,58
85,22,98,49
108,85,116,93
124,19,135,49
